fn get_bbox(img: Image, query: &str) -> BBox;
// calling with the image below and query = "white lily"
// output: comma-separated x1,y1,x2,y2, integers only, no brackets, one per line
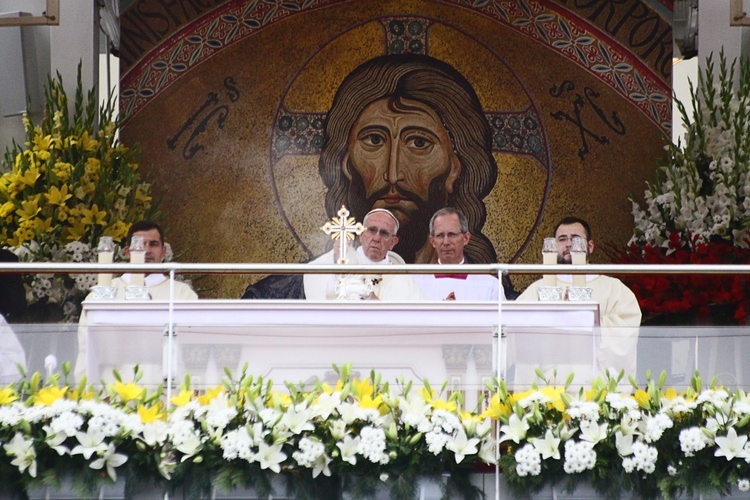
4,433,37,477
715,427,750,461
531,429,561,460
312,453,332,478
43,426,70,456
280,405,314,435
446,427,480,463
615,431,634,456
579,420,608,445
71,427,107,460
499,414,529,444
90,443,128,481
337,435,359,465
254,441,287,473
311,392,341,420
175,432,202,461
478,438,498,465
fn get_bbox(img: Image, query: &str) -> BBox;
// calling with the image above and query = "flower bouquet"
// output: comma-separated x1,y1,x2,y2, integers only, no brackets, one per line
0,363,496,499
608,52,750,324
496,370,750,499
0,65,159,322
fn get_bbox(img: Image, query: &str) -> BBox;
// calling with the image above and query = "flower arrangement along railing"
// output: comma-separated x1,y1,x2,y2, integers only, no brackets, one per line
3,364,750,499
0,64,160,323
0,363,495,500
608,52,750,325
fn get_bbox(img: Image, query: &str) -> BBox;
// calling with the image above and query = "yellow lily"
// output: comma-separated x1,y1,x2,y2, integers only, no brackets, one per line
45,184,72,205
32,217,53,235
197,386,223,406
138,403,165,423
170,389,193,407
352,378,374,400
68,387,95,401
539,386,567,412
114,381,145,403
480,394,511,420
16,164,40,190
0,387,18,405
358,393,383,410
15,197,41,223
432,397,457,412
35,386,69,406
0,201,16,218
63,218,88,242
102,222,129,241
634,389,651,409
81,204,107,226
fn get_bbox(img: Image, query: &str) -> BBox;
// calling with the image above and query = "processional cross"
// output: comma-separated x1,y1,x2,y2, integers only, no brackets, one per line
320,205,364,264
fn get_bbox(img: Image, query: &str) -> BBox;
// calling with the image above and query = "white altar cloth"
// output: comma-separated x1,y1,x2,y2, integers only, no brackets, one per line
80,300,600,393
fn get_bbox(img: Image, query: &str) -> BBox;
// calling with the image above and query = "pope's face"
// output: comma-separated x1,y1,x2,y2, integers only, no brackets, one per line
125,228,166,263
343,97,460,230
359,211,399,262
429,213,470,264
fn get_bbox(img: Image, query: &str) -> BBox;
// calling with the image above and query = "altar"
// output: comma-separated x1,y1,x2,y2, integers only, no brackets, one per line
79,300,602,399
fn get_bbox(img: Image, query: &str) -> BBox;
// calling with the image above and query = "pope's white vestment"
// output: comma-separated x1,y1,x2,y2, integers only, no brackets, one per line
304,247,426,301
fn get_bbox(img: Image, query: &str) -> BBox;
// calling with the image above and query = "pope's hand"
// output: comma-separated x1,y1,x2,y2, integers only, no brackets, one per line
443,292,456,301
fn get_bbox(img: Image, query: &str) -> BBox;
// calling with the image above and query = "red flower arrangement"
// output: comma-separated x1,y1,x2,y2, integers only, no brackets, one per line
607,235,750,325
611,53,750,325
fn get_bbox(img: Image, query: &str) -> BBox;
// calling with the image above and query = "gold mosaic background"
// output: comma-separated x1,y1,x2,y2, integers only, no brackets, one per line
121,0,669,297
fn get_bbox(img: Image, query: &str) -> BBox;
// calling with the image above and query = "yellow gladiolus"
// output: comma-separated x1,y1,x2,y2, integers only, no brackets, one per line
32,134,52,151
35,386,69,406
78,131,99,152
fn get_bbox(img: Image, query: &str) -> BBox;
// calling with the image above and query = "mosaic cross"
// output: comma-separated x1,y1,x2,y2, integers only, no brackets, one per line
321,205,364,264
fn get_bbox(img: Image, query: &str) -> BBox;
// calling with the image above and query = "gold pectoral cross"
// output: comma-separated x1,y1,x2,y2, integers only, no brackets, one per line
320,205,364,264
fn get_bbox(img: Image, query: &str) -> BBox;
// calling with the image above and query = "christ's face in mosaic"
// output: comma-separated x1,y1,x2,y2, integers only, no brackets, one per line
343,97,460,234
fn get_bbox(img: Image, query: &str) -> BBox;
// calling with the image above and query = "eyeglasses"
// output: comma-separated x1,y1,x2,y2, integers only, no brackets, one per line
556,235,587,244
433,232,465,241
365,226,394,239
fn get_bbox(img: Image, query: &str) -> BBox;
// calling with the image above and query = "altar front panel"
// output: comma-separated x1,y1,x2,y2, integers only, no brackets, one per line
80,300,600,397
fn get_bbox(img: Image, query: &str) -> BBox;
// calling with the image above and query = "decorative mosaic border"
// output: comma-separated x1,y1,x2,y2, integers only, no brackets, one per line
120,0,671,133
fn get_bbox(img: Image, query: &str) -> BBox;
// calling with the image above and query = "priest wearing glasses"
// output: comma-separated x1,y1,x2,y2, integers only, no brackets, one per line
303,208,426,301
413,208,505,301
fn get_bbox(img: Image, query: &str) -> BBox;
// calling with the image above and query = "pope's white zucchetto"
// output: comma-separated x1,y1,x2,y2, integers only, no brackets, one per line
364,208,400,234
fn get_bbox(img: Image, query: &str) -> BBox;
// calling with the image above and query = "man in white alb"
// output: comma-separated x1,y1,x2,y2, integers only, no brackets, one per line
107,220,198,300
304,209,426,301
517,216,641,378
413,208,505,301
76,220,198,382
